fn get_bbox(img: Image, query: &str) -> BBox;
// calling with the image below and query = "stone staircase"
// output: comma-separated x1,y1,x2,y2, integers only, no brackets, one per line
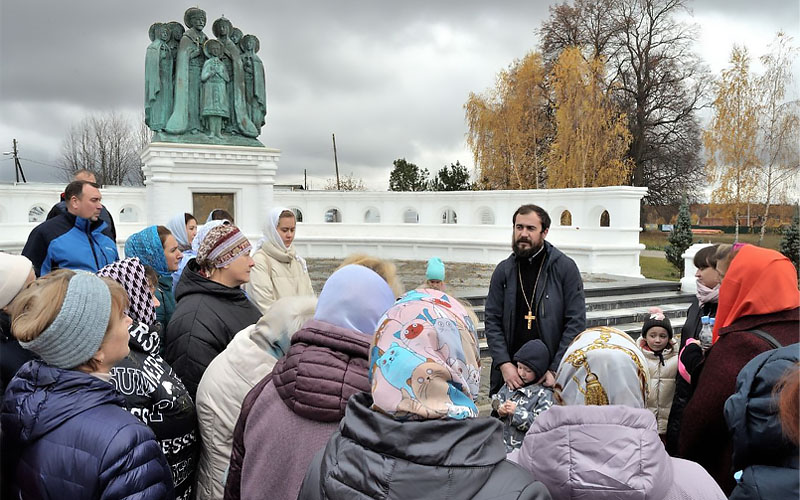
458,279,693,355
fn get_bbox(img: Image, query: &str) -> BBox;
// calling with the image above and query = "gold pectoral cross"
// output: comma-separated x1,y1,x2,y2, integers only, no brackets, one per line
524,310,535,330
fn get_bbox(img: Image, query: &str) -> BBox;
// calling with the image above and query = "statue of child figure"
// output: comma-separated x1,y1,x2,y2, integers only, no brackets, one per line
201,39,230,139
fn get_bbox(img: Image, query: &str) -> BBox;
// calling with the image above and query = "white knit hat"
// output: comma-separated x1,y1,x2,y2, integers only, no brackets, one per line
0,253,33,309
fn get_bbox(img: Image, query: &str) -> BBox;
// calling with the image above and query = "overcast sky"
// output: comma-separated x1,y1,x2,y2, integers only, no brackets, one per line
0,1,797,189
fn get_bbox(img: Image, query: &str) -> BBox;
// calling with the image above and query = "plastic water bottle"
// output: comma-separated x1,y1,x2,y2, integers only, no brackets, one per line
699,316,713,350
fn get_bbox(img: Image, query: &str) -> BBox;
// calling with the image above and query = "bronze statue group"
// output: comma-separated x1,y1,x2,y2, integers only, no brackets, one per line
145,8,266,142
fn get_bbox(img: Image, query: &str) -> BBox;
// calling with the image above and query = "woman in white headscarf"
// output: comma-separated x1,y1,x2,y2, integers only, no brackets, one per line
245,207,314,313
509,326,725,500
165,212,198,252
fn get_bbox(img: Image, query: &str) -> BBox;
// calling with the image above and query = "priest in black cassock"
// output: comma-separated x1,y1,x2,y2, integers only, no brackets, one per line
484,204,586,396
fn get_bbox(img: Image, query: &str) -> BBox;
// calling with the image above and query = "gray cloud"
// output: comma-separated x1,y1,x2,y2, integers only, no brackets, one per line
1,1,796,188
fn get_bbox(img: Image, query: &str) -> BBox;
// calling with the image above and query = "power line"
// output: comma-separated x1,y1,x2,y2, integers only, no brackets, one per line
19,157,60,169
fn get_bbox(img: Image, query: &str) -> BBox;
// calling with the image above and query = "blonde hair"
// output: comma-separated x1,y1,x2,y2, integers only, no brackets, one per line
338,254,404,297
715,243,744,277
9,270,129,347
9,269,72,342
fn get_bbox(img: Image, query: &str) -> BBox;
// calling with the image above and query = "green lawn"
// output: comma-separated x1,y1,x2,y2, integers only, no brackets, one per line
640,231,782,251
640,256,680,281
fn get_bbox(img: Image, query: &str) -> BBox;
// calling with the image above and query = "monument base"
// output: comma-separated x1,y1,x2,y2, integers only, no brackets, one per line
151,131,265,148
140,142,279,237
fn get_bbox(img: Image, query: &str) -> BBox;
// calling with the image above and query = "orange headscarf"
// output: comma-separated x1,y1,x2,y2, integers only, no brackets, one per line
713,245,800,342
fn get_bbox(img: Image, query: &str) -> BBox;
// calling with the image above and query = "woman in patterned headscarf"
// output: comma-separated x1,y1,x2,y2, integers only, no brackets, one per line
510,327,725,500
97,258,199,499
298,288,550,500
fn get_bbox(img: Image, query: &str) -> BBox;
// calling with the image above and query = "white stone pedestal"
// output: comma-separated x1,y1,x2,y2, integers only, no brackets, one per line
681,243,714,294
140,142,279,237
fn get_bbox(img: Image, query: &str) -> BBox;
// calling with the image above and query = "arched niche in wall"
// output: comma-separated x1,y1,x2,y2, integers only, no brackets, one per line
28,204,47,223
290,207,303,223
560,210,573,226
118,205,140,223
477,207,495,225
588,205,610,227
600,210,610,227
441,208,458,224
364,207,381,223
324,207,342,223
403,208,419,224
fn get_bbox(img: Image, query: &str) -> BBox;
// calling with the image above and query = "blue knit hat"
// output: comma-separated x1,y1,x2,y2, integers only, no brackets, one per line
19,272,112,369
426,257,445,281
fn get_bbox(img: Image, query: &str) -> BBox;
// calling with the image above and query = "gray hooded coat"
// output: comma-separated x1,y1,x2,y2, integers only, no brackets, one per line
298,392,551,500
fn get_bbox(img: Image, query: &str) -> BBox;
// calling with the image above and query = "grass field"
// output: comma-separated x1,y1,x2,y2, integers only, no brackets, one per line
640,230,782,251
640,256,680,281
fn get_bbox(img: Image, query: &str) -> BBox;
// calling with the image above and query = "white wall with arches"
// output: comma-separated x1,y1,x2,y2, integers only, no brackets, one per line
0,183,647,277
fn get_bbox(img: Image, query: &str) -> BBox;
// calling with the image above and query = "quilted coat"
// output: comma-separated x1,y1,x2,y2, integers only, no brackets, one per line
298,392,552,500
164,259,261,398
724,345,799,500
638,337,678,434
224,319,372,500
0,360,174,499
510,404,724,499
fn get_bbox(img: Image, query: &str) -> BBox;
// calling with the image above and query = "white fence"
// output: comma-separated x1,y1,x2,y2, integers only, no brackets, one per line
0,183,647,277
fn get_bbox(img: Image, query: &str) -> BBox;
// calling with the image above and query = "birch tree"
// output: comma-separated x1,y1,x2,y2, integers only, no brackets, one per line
547,47,633,188
465,52,551,189
704,46,760,240
756,32,799,244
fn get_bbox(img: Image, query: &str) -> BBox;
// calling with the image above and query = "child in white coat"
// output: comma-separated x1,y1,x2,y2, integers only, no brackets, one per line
638,307,678,437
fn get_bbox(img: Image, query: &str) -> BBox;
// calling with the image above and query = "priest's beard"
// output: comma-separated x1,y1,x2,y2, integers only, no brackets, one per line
512,235,544,259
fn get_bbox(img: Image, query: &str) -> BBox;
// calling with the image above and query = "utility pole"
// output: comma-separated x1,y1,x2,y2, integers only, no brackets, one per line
304,169,307,190
332,133,340,190
4,139,27,183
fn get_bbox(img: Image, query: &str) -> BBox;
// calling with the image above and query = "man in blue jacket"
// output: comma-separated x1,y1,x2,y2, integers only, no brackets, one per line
485,204,586,396
22,180,119,276
46,169,117,242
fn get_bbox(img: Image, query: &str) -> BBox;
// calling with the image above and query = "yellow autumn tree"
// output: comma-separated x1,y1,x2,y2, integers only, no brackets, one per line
465,51,550,189
705,45,760,240
547,47,633,188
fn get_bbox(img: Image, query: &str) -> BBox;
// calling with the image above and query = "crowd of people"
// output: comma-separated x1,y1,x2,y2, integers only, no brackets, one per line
0,176,797,500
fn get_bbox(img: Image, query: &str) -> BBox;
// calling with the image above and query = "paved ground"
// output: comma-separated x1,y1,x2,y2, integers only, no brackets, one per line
306,258,498,296
641,249,666,258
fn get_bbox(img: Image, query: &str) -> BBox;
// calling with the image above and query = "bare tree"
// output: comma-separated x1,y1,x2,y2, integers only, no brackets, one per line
756,33,800,244
325,173,367,191
539,0,710,206
59,111,146,186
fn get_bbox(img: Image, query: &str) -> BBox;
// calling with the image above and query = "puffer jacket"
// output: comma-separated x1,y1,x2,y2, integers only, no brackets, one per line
510,404,724,499
724,345,799,500
0,360,174,499
298,392,551,500
196,293,316,500
638,337,678,434
112,320,198,500
224,319,372,500
164,259,261,399
244,241,314,313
